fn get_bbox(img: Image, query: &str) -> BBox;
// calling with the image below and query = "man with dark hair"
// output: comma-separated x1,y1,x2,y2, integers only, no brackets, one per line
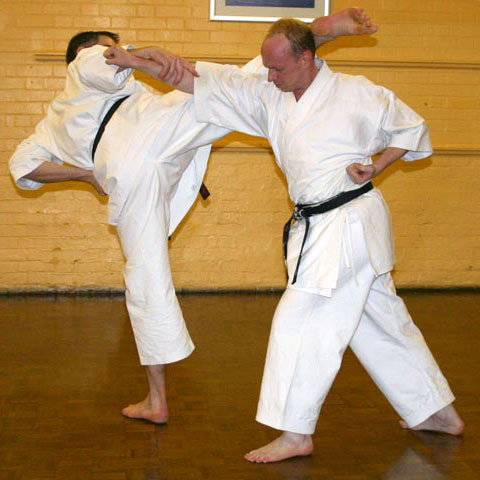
10,11,375,426
9,30,229,424
106,9,464,463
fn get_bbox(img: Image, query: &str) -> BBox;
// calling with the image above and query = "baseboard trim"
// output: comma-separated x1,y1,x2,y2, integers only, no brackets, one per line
1,286,478,297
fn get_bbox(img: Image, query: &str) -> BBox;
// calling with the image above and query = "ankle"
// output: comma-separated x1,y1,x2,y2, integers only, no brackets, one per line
282,432,311,444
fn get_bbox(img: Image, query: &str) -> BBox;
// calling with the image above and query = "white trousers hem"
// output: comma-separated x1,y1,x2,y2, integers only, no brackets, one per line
139,343,195,366
256,411,316,435
402,393,456,428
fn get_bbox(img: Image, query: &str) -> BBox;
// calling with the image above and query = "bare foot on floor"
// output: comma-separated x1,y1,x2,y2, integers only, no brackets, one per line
244,432,313,463
399,404,464,436
311,7,378,40
122,396,168,424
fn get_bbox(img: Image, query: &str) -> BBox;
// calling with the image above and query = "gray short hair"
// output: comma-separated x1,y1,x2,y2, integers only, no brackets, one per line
266,18,316,57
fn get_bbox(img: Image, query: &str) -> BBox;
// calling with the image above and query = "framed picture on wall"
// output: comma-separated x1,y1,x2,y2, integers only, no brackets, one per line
209,0,330,23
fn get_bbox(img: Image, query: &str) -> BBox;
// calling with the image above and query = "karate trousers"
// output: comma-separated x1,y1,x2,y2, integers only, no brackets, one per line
256,212,455,435
116,162,194,365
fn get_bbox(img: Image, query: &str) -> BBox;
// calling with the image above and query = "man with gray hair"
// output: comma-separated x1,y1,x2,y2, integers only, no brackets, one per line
105,10,464,463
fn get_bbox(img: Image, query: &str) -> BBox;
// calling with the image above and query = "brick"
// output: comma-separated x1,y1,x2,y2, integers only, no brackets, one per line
99,5,136,17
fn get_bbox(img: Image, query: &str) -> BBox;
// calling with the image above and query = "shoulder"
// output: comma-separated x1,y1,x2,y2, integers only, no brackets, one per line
331,71,393,107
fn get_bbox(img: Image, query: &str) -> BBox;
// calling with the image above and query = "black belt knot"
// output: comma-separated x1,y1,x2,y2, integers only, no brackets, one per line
283,181,373,285
293,205,308,221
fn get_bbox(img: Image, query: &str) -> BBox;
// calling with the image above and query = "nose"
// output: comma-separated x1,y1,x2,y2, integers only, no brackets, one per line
267,69,276,83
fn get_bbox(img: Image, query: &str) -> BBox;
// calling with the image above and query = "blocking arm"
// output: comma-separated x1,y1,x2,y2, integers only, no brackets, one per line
23,162,106,196
346,147,408,184
104,46,195,94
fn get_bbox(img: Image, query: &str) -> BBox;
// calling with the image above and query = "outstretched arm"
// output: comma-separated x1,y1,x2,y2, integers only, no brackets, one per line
346,147,408,184
311,7,378,48
23,162,106,196
104,46,196,94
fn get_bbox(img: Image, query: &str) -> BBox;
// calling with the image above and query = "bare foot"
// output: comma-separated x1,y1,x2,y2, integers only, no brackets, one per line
244,432,313,463
122,394,168,424
311,7,378,45
399,404,464,436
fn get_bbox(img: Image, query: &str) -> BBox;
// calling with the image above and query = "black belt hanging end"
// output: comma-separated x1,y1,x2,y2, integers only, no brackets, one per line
199,183,210,200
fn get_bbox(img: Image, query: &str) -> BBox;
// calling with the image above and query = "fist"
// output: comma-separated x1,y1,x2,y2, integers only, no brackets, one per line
346,163,376,184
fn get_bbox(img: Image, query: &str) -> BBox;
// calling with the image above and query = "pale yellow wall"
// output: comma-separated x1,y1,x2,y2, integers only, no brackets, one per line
0,0,479,291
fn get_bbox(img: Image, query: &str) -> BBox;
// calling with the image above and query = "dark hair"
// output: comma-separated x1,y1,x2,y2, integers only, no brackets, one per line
266,18,316,57
65,31,120,64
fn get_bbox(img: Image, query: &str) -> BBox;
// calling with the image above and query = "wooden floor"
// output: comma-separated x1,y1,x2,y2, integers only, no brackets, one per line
0,291,478,479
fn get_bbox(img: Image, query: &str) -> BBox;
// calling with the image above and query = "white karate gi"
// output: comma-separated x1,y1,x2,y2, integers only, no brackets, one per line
193,59,455,433
9,45,230,365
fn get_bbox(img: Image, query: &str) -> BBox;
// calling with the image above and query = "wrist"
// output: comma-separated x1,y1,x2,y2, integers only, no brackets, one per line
131,47,152,60
73,167,92,183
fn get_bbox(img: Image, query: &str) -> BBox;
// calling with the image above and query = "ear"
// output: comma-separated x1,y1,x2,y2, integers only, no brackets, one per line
299,50,313,64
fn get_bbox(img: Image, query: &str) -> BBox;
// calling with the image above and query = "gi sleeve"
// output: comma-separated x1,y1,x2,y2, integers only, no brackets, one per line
75,45,134,93
9,139,62,190
379,89,433,161
194,61,269,139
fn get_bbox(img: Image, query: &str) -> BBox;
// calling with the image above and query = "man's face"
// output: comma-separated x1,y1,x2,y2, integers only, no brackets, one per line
261,34,305,94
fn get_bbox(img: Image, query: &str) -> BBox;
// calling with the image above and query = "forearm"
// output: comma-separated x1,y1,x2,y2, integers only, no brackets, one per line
23,162,91,183
129,46,163,60
141,56,194,93
346,147,408,184
127,54,171,84
373,147,408,176
133,49,195,94
23,162,106,195
105,46,195,93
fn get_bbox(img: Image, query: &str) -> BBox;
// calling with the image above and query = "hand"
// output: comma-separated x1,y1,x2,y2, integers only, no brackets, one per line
86,171,107,196
147,48,199,84
104,45,134,70
346,163,376,184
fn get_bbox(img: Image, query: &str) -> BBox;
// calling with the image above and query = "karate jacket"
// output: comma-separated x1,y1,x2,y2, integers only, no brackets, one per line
193,59,433,294
9,45,229,234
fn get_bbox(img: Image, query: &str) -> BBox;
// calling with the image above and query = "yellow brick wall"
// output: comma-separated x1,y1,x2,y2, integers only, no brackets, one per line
0,0,479,291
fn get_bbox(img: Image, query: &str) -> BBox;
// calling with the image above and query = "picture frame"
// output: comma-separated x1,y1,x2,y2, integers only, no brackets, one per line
209,0,330,23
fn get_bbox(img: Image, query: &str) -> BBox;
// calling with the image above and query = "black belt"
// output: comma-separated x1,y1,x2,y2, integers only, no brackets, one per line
92,96,130,161
283,181,373,285
90,95,210,200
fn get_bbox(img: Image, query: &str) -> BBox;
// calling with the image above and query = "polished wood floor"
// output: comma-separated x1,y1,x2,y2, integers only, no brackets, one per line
0,291,478,479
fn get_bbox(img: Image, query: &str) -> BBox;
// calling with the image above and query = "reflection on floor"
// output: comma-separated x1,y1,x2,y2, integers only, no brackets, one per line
0,291,478,479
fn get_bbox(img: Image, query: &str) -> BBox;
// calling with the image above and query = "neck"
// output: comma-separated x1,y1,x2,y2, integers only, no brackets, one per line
293,64,319,101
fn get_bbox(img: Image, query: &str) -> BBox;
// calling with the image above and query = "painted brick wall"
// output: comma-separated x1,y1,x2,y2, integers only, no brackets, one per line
0,0,479,291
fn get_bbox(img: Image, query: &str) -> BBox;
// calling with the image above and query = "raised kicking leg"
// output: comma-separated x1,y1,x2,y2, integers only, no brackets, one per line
399,403,464,435
311,7,378,47
122,364,169,424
